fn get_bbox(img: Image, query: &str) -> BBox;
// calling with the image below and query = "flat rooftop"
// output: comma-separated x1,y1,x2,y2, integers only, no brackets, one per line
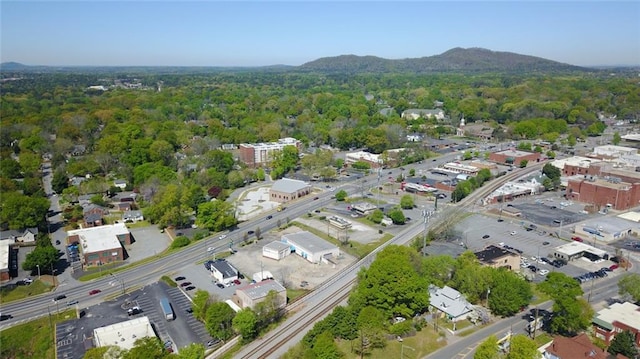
0,239,14,271
595,302,640,331
494,149,535,157
554,241,607,257
283,231,337,253
93,316,156,350
67,223,128,254
236,279,286,300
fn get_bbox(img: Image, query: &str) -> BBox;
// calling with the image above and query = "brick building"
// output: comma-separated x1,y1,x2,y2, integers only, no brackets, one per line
269,178,311,203
593,302,640,346
67,223,131,268
488,149,540,166
238,137,301,167
566,176,640,211
474,245,520,271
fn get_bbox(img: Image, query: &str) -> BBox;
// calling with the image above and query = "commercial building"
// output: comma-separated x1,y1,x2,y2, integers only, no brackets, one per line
233,279,287,310
238,137,301,167
262,241,291,261
566,174,640,211
93,316,156,351
442,162,480,175
269,178,312,203
281,231,340,264
483,179,545,205
474,245,520,271
489,149,540,166
593,302,640,346
351,202,378,215
551,241,607,262
0,238,15,282
209,260,239,284
67,223,131,268
345,150,382,169
573,217,634,243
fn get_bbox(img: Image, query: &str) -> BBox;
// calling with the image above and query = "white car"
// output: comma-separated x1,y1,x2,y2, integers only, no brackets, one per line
510,231,517,235
520,262,530,268
539,269,549,276
219,235,227,240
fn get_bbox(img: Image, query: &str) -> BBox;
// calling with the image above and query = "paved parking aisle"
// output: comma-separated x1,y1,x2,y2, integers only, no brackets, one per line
166,287,214,345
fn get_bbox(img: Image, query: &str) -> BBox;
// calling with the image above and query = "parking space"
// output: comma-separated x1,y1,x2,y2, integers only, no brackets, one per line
126,226,172,262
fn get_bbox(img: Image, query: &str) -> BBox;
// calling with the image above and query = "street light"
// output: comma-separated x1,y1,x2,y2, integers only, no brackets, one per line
36,264,40,279
401,344,415,358
110,273,125,295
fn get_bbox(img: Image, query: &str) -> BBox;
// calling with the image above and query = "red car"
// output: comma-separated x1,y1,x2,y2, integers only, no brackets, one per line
233,279,241,285
89,289,101,295
610,264,619,270
571,236,583,242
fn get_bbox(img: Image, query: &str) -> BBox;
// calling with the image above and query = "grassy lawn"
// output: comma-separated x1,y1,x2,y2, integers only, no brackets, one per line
287,288,309,303
334,327,447,358
441,319,473,332
532,333,553,346
0,279,54,303
125,220,152,229
292,221,393,259
0,309,75,359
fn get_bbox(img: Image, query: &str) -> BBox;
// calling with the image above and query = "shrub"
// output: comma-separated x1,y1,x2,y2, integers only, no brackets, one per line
171,236,190,249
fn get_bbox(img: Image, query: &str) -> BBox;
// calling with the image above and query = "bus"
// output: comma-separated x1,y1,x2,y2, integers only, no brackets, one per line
159,298,174,321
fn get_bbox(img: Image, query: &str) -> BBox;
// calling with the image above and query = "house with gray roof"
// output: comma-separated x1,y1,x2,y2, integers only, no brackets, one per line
282,231,340,264
428,285,474,325
0,228,38,243
401,108,445,121
232,279,287,310
269,178,311,204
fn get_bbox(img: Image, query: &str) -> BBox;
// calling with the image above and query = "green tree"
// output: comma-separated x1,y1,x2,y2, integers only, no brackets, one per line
177,343,205,359
191,289,212,321
335,190,347,201
351,161,371,170
196,201,237,232
51,169,69,193
506,334,540,359
612,131,621,145
256,168,266,181
387,207,406,224
400,195,414,209
271,145,299,179
123,337,166,359
368,209,384,224
420,255,456,287
538,272,583,300
618,273,640,302
205,302,236,340
548,297,593,336
254,290,285,325
488,269,532,317
354,306,386,355
22,245,59,273
311,331,343,359
349,246,429,318
409,168,416,176
608,330,638,358
232,308,258,343
451,252,492,303
0,158,22,178
519,159,529,168
0,192,50,229
474,334,499,359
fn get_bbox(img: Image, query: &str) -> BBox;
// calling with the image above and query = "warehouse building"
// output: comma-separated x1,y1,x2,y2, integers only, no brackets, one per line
262,241,291,261
93,316,156,350
282,231,340,264
233,279,287,310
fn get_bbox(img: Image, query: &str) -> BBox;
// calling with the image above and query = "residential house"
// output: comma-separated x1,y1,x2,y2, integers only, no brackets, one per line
542,333,607,359
122,210,144,222
428,285,474,326
83,204,108,228
0,228,38,243
401,109,445,121
114,179,127,190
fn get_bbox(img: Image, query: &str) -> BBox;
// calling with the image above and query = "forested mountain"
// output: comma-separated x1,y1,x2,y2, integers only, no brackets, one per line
299,47,587,73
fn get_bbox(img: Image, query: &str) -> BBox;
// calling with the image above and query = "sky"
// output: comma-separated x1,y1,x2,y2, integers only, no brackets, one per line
1,1,639,67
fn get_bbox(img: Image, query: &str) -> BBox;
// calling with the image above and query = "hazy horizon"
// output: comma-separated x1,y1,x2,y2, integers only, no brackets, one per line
2,1,639,67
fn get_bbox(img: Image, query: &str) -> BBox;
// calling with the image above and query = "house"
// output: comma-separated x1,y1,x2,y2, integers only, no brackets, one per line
83,204,108,228
269,178,311,204
401,109,445,121
406,133,423,142
117,202,132,212
210,260,239,284
113,179,127,190
0,228,38,243
542,333,607,359
232,279,287,310
67,223,131,268
474,245,520,271
593,302,640,346
122,210,144,222
428,285,474,325
281,231,340,264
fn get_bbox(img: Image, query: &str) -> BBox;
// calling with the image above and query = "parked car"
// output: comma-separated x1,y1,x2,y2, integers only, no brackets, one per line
538,269,549,276
174,276,186,281
610,264,619,270
180,282,192,287
216,283,225,289
233,279,241,285
542,241,550,245
510,231,517,236
482,234,490,239
127,306,141,316
0,314,12,321
207,338,221,347
185,286,196,291
89,289,101,295
185,308,193,313
572,236,584,242
266,215,273,220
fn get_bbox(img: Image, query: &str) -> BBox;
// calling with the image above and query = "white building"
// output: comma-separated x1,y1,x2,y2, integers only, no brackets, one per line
233,279,287,310
428,285,474,323
592,145,637,158
0,238,15,281
262,241,291,261
210,260,239,284
93,316,156,350
281,231,340,264
239,137,301,167
345,150,382,168
551,241,608,262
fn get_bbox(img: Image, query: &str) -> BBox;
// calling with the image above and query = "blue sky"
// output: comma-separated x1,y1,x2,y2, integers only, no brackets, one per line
1,1,639,67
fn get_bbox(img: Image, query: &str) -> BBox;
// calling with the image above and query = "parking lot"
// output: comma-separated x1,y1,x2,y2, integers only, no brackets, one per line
54,282,213,358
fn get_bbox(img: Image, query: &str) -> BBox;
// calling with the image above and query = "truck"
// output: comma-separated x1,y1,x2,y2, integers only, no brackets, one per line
159,298,174,321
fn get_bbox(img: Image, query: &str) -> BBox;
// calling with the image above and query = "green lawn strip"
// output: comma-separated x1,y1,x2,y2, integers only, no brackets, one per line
333,327,446,358
532,333,553,346
0,309,75,359
286,288,309,303
0,279,53,303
